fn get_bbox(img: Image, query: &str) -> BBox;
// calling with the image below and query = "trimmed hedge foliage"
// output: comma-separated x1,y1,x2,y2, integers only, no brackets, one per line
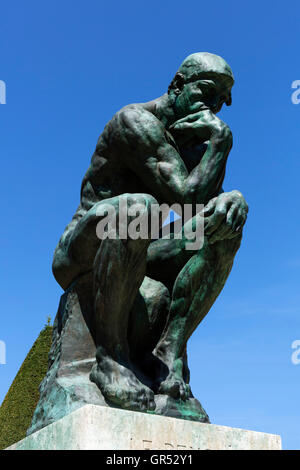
0,326,52,449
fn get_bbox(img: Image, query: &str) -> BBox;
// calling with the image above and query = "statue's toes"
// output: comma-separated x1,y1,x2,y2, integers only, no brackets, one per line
178,382,188,401
139,389,149,411
148,396,156,411
179,382,191,401
158,378,191,401
145,390,156,412
158,379,180,399
136,387,155,412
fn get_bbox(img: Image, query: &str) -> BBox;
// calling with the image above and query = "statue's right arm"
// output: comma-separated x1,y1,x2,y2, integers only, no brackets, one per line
168,109,233,205
116,107,188,206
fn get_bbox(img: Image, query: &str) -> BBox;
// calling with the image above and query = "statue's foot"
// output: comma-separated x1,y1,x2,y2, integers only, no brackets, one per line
90,347,155,412
158,370,191,400
153,352,191,401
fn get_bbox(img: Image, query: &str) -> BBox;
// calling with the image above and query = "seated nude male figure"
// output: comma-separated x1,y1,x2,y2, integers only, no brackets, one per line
52,53,248,413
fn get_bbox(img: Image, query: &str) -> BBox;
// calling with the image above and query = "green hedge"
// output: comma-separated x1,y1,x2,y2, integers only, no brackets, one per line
0,325,53,449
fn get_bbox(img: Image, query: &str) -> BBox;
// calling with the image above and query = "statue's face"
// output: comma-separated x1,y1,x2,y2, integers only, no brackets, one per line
173,73,233,117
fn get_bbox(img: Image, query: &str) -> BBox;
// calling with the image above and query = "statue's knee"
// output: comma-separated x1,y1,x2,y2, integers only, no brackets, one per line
52,246,80,290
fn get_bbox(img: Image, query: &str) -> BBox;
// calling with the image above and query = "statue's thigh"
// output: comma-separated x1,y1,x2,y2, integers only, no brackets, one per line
68,193,156,270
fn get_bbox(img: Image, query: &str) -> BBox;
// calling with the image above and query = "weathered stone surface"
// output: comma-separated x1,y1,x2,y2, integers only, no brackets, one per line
9,405,282,450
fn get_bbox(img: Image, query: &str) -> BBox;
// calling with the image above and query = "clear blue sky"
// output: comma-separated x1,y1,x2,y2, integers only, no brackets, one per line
0,0,299,450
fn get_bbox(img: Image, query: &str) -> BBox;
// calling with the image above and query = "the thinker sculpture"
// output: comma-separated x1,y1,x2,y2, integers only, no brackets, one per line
28,53,248,434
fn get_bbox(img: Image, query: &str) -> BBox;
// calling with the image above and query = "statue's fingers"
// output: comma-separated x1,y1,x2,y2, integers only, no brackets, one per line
170,111,203,128
203,197,217,217
170,121,195,133
169,116,200,131
226,204,239,233
205,210,226,235
226,204,238,227
232,209,247,232
227,231,242,240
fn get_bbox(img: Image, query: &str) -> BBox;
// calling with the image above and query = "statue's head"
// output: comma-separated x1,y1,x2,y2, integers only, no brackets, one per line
168,52,234,117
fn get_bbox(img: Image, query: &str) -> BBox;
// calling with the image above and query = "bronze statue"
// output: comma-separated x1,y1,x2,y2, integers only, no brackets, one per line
28,53,248,434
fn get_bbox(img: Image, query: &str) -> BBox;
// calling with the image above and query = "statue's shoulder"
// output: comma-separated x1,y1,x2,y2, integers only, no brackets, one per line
116,102,160,126
113,103,164,145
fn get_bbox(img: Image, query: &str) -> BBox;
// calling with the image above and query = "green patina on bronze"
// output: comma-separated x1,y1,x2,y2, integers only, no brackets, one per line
28,52,248,434
0,326,52,449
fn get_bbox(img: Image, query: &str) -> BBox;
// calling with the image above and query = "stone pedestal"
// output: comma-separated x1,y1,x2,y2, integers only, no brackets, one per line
7,404,282,450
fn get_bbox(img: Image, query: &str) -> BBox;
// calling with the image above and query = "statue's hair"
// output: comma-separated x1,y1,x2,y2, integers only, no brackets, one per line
168,52,234,94
178,52,234,82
